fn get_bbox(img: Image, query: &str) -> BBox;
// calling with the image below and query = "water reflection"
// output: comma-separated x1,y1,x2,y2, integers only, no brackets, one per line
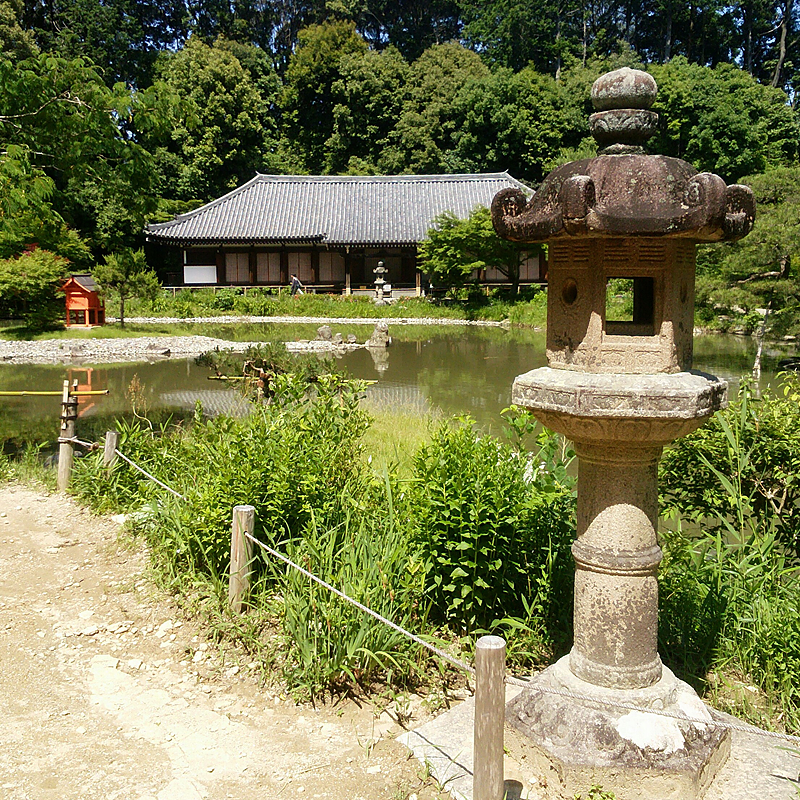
0,325,794,443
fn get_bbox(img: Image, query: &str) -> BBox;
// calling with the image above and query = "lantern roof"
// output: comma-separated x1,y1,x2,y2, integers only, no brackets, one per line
492,67,755,244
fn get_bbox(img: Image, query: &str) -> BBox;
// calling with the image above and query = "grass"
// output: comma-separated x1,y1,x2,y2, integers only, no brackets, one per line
360,404,439,477
116,284,549,326
4,360,800,735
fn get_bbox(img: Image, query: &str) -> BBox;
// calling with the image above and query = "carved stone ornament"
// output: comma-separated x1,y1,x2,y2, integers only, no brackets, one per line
491,67,756,244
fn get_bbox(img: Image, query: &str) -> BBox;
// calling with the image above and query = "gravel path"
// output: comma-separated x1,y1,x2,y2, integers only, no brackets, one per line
0,337,261,365
0,484,450,800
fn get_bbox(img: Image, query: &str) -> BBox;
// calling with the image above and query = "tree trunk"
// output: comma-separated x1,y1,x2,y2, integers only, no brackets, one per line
752,305,770,390
771,0,791,87
664,7,673,61
119,293,125,328
744,1,754,74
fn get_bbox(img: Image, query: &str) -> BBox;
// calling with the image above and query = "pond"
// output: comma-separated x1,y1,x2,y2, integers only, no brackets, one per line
0,322,794,446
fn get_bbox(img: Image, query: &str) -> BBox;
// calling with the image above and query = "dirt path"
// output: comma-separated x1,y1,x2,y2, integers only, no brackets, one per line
0,485,449,800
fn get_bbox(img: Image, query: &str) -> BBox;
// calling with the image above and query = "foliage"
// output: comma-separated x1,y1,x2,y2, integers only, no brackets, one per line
660,378,800,556
279,21,368,174
122,285,551,324
383,42,489,174
408,418,575,642
70,374,430,694
0,0,36,61
0,51,166,252
420,206,534,293
650,58,799,183
151,35,282,203
94,248,160,327
0,248,68,328
696,166,800,337
659,383,800,731
281,479,426,693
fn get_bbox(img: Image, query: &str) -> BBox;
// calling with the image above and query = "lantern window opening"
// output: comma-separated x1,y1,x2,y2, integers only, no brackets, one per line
604,276,655,336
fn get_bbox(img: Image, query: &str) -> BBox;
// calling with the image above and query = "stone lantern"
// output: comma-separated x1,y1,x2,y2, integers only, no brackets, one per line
492,68,755,799
373,260,388,305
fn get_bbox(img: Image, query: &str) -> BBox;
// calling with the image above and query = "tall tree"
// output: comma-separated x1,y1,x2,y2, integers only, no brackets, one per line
385,42,489,174
0,52,165,253
323,46,410,174
94,247,160,326
419,206,530,292
279,20,367,173
697,166,800,338
0,0,37,60
650,57,799,182
24,0,190,87
151,35,281,201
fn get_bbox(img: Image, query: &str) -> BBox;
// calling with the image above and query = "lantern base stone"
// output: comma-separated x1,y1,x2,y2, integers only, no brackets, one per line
506,656,729,800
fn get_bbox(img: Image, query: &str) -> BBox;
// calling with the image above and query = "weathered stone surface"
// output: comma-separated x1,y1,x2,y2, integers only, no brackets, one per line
366,320,390,348
316,325,333,341
590,109,659,146
492,158,754,243
491,68,755,244
494,65,745,799
505,657,730,800
512,368,726,433
591,67,658,111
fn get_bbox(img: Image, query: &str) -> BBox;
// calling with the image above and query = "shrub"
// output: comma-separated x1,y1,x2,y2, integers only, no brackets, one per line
408,419,575,644
0,249,68,328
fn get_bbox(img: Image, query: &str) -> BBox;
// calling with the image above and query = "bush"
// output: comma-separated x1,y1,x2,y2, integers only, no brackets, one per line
660,378,800,556
0,249,68,328
659,380,800,731
408,419,575,647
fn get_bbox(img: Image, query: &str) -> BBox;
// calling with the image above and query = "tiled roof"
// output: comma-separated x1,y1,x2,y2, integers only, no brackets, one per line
146,173,529,246
66,274,98,292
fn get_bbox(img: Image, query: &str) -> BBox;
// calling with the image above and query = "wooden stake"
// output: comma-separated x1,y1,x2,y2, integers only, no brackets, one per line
103,431,119,473
57,379,78,492
229,505,255,613
473,635,506,800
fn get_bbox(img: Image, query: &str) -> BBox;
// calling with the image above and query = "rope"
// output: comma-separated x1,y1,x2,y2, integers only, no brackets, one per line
245,527,800,748
57,436,98,450
243,531,475,676
96,447,800,749
113,449,188,501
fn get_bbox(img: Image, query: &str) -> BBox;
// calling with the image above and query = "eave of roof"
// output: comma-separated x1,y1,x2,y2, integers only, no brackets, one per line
146,173,530,247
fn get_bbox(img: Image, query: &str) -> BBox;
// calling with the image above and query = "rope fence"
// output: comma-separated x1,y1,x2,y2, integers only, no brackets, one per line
32,393,800,796
100,441,800,750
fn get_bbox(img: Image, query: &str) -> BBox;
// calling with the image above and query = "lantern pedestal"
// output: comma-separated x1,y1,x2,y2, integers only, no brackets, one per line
506,657,730,800
506,367,730,798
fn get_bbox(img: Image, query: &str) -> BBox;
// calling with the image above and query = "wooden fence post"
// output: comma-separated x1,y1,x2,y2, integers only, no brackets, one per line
103,431,119,473
57,379,78,492
473,635,506,800
229,505,255,613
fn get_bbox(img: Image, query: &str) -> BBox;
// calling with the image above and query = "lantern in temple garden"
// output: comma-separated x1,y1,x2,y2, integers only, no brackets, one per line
492,67,755,799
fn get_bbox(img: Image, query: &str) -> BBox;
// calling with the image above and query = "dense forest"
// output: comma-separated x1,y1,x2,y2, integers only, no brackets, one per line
3,0,800,333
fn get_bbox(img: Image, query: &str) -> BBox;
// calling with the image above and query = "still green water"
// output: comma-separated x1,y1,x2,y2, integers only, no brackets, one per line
0,323,793,445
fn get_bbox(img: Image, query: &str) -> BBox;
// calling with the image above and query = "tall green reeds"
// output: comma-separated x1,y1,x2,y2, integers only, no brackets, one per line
660,381,800,731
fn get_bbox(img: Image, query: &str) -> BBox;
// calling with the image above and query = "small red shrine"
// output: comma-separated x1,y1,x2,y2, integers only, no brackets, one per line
63,274,105,327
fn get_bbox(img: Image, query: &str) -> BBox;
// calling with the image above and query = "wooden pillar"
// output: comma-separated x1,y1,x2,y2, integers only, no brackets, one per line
216,249,225,285
311,247,319,288
280,248,289,285
248,248,256,286
57,379,78,492
473,635,506,800
229,505,255,613
103,431,119,473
